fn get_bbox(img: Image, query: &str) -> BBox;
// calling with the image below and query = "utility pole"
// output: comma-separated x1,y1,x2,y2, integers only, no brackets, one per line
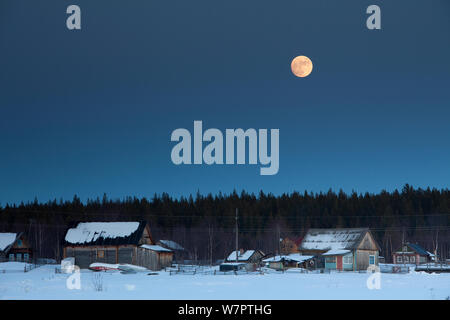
388,233,393,263
28,219,34,263
434,229,439,266
277,223,281,255
402,228,405,267
235,208,239,263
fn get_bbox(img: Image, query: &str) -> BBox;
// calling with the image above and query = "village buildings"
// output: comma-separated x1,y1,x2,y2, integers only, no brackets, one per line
2,221,444,274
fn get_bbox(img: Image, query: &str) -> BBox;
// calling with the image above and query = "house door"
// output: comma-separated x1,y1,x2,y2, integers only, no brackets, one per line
336,256,343,271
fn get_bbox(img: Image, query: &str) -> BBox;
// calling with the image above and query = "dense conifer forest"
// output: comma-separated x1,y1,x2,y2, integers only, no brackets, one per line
1,184,449,263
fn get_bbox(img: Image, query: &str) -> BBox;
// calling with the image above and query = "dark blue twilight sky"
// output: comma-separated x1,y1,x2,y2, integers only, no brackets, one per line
1,1,450,204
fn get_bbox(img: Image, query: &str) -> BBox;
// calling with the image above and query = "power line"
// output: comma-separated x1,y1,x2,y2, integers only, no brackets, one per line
1,209,450,220
2,222,449,234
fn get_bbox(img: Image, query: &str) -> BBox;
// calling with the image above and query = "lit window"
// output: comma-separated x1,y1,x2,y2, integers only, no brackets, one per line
97,250,105,259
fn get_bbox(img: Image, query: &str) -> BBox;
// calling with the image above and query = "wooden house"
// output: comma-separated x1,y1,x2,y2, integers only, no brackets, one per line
221,249,265,271
137,245,174,270
63,221,172,270
280,238,301,254
298,228,380,271
0,232,33,262
263,253,315,271
157,239,187,262
393,243,434,265
225,249,264,263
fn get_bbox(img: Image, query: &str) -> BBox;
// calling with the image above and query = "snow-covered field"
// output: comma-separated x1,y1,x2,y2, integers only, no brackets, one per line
0,262,449,300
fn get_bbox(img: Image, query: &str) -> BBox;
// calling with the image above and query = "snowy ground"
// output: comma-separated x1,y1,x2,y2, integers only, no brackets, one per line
0,262,449,300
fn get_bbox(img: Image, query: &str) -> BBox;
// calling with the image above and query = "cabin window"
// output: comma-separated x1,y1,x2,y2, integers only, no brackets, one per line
343,255,353,264
396,256,402,263
410,256,415,263
24,253,30,261
404,256,409,263
97,250,105,259
369,255,375,265
9,254,14,261
17,239,22,246
16,253,22,261
325,257,336,264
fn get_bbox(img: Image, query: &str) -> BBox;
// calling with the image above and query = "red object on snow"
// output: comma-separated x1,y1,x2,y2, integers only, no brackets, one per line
88,263,119,272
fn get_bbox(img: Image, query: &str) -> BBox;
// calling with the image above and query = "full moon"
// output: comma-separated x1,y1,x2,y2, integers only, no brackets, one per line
291,55,313,78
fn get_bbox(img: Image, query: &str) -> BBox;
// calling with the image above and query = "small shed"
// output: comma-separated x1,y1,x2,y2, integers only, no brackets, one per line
219,262,247,272
137,245,174,270
157,240,187,262
0,232,33,262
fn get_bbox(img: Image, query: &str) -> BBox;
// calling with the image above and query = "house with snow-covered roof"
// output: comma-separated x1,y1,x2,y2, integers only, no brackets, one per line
157,239,188,262
137,244,174,270
220,249,265,272
263,253,315,271
225,249,264,263
393,243,434,265
0,232,33,262
63,221,173,270
298,228,380,271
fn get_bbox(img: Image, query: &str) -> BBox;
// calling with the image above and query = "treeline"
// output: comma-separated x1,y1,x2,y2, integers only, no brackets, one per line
0,184,449,263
